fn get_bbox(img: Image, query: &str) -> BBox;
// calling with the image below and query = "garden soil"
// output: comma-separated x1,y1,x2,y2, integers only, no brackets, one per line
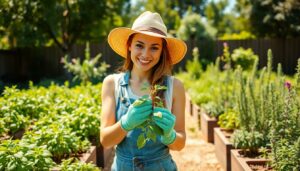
103,112,223,171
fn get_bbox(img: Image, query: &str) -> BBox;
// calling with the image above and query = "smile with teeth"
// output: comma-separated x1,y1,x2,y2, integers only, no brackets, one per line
138,58,152,64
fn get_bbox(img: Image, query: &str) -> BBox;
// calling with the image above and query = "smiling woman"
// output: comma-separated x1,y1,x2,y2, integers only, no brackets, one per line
129,34,163,72
100,11,187,171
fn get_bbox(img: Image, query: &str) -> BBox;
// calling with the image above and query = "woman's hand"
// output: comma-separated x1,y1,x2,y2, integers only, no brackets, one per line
153,107,176,145
120,99,152,131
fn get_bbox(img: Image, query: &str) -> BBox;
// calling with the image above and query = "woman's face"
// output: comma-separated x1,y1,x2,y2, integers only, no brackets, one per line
129,33,163,72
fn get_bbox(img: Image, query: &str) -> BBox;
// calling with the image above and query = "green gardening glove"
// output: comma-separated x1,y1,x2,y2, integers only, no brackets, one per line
120,99,152,131
153,107,176,145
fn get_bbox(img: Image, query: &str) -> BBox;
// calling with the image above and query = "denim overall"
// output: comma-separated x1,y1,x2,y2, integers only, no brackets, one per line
111,72,177,171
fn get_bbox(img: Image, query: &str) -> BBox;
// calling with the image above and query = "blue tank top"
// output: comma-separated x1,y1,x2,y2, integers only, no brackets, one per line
113,71,174,160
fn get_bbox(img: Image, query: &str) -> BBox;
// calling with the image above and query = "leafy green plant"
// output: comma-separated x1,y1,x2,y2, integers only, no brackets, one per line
22,124,90,163
202,101,224,118
0,139,55,170
58,158,100,171
219,31,256,40
0,118,8,137
231,47,258,71
62,106,101,139
218,109,239,130
135,84,167,149
270,58,300,171
61,42,110,85
231,129,265,156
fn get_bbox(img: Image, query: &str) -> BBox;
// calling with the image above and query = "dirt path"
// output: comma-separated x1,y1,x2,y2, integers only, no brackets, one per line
103,112,223,171
170,113,223,171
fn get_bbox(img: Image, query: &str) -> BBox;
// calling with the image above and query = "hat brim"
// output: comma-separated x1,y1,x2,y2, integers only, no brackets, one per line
108,27,187,64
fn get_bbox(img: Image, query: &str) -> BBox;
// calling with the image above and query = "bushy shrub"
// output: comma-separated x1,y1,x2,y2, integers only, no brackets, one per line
218,110,239,130
219,31,256,40
231,47,258,71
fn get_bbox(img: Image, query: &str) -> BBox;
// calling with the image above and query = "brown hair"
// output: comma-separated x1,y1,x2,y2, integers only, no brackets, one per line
118,34,173,107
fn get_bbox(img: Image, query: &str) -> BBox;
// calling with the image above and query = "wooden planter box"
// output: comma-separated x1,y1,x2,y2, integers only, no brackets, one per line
231,149,271,171
185,92,193,116
192,104,201,130
200,112,218,143
51,145,97,171
214,128,233,171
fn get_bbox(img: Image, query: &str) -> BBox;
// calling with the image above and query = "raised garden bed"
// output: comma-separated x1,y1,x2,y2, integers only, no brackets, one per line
201,112,218,143
231,149,272,171
185,92,193,116
192,103,201,130
214,127,233,171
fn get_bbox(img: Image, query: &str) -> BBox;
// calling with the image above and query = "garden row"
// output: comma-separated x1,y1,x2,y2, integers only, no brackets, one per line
0,82,112,170
178,46,300,171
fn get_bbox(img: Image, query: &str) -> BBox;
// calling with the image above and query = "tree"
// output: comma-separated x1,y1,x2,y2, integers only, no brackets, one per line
170,0,208,17
0,0,129,52
177,9,216,60
249,0,300,38
205,0,253,37
205,0,229,36
122,0,181,35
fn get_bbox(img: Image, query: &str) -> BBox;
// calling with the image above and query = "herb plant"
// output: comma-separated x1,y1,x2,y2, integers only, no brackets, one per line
135,83,167,149
270,58,300,170
0,139,55,171
58,158,100,171
231,129,265,156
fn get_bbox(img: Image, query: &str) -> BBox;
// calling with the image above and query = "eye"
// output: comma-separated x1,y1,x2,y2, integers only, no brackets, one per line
151,46,159,51
135,44,143,49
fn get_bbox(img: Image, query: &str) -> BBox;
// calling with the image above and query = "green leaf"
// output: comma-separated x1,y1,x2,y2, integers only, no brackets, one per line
147,127,157,142
151,124,163,135
137,134,146,149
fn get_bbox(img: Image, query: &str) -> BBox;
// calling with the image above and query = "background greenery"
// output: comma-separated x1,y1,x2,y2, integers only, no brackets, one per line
1,0,299,50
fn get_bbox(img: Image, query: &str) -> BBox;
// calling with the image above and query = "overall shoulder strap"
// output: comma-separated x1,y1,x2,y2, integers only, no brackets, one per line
114,73,123,106
165,76,174,111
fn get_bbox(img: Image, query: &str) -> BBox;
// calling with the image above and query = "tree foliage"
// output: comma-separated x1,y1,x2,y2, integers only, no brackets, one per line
0,0,129,52
249,0,300,38
169,0,208,17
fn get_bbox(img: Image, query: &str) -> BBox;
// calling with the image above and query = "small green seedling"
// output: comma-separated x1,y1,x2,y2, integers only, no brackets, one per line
135,82,167,149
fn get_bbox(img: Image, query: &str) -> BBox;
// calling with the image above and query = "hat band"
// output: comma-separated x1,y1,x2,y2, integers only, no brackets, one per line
134,26,167,36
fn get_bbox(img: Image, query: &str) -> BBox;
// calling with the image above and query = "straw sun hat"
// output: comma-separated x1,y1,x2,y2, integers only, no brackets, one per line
107,11,187,64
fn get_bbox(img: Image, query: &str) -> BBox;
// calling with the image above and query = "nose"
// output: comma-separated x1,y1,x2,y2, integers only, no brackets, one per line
141,48,151,59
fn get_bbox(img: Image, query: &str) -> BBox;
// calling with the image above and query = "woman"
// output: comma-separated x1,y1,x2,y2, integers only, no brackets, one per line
100,11,187,171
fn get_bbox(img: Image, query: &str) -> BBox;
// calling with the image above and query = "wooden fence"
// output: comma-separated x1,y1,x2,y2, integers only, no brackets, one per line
0,38,299,83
